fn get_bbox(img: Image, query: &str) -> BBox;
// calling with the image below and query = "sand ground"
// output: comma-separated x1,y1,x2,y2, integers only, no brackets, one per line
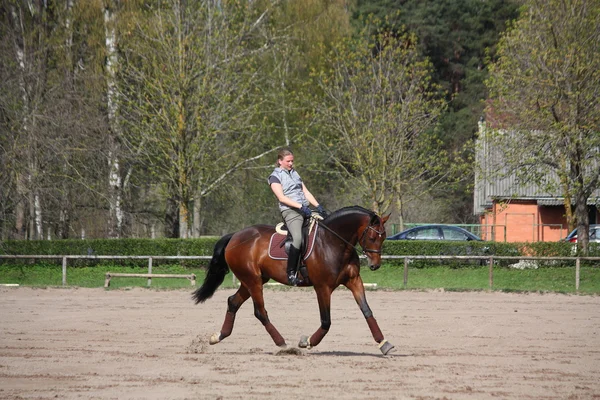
1,286,599,399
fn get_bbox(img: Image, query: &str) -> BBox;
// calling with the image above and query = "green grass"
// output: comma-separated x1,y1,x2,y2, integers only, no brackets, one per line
359,263,600,294
1,261,599,294
0,262,211,289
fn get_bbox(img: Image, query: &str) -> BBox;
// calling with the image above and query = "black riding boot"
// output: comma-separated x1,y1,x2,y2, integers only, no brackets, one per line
286,245,302,286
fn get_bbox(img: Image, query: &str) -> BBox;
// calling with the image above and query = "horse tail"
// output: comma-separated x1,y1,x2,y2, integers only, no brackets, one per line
192,233,233,304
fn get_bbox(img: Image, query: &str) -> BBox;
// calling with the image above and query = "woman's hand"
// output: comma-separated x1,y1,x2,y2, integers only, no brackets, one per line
299,205,312,218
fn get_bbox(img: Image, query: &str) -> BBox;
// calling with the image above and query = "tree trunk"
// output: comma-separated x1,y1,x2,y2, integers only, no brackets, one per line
575,193,589,255
14,174,26,240
104,1,124,238
192,196,202,238
164,196,179,238
395,195,405,233
179,201,189,239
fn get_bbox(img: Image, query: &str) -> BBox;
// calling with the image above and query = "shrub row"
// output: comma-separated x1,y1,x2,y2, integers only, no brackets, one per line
383,240,599,257
1,238,598,268
1,238,220,256
0,238,221,267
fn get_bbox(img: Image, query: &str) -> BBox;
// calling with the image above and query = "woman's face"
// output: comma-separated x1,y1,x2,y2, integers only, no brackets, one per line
279,154,294,171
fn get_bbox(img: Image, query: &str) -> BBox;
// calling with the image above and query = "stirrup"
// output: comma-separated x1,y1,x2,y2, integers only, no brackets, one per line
287,273,301,287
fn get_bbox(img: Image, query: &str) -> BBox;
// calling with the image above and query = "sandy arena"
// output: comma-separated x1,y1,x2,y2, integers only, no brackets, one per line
0,286,599,399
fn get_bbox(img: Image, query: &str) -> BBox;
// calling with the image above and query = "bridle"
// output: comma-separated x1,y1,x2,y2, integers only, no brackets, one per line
358,222,386,254
316,214,385,256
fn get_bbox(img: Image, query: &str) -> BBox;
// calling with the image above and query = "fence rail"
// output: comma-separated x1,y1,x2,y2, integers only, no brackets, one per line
1,254,599,292
0,255,211,287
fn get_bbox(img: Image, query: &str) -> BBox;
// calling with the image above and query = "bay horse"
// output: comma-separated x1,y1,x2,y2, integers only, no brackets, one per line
192,205,395,355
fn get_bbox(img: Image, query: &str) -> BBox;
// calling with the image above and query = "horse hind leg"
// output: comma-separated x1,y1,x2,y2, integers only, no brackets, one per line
247,283,287,348
210,285,250,345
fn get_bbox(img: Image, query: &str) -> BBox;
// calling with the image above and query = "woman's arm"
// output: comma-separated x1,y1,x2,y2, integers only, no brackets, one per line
302,183,320,207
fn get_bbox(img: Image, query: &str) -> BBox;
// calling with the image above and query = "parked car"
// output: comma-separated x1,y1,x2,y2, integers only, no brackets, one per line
562,224,600,243
388,225,482,241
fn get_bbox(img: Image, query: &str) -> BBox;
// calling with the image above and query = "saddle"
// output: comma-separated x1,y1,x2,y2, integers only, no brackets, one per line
268,214,321,261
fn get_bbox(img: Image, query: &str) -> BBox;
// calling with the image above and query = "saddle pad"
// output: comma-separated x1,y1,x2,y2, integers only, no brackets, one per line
268,223,319,260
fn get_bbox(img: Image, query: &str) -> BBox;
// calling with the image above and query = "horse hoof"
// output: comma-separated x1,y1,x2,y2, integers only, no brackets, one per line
209,332,221,345
298,335,311,349
378,339,395,355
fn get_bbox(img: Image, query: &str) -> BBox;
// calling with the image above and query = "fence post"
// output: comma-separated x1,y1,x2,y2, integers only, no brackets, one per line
62,256,67,287
403,258,409,289
147,257,153,287
488,256,494,290
575,257,580,293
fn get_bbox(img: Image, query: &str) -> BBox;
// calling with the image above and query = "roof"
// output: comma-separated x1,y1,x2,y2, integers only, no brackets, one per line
474,121,600,214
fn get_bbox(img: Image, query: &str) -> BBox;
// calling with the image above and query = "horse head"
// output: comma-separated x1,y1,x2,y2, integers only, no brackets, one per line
322,206,390,271
358,212,390,271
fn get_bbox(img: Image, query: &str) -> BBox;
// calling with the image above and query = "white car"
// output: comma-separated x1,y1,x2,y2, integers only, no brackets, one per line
563,224,600,243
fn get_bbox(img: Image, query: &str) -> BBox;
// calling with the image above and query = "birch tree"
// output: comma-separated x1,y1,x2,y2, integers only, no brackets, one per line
102,0,125,238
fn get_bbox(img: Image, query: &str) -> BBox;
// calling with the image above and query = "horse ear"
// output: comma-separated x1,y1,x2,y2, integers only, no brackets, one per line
382,214,391,224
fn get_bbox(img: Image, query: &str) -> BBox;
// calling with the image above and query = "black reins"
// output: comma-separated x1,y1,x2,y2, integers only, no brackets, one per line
316,214,385,255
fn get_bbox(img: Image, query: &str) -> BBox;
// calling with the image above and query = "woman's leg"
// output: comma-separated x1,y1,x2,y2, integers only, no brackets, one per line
281,209,305,285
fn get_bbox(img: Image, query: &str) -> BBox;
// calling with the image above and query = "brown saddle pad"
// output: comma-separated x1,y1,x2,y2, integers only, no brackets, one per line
268,223,319,260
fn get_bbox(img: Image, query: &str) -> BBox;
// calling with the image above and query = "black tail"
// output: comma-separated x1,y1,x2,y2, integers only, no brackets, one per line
192,233,234,304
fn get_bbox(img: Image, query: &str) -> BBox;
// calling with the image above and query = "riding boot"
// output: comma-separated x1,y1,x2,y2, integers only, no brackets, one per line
286,245,302,286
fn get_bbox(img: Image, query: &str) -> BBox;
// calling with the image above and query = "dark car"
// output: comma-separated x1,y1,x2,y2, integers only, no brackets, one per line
388,225,482,241
562,224,600,243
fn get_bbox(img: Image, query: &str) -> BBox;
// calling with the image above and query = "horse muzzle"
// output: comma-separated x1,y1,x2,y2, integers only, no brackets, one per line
369,264,380,271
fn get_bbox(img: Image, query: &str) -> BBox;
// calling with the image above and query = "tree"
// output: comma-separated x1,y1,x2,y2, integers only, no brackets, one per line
484,0,600,252
310,24,454,224
119,0,281,238
351,0,520,223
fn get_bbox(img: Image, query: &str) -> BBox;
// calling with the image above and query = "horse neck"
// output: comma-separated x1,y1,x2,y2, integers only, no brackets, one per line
324,213,368,243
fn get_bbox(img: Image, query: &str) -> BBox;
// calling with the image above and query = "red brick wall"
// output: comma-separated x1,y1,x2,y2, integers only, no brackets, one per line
479,200,568,242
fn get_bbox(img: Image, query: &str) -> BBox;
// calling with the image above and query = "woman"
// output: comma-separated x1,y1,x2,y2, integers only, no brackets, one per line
268,148,327,286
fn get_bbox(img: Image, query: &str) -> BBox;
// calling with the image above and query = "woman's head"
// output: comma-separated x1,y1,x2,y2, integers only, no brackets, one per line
277,148,294,171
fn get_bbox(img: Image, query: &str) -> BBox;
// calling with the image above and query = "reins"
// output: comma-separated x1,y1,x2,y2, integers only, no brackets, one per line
315,215,384,255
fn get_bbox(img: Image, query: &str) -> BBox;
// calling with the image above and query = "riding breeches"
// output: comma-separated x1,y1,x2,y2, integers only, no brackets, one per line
281,209,305,248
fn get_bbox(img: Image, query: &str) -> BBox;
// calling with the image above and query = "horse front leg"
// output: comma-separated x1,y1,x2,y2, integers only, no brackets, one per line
345,276,395,355
209,285,250,345
298,285,332,349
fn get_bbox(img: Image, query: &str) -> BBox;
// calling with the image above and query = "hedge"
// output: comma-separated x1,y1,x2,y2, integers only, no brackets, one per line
1,238,598,268
0,238,220,267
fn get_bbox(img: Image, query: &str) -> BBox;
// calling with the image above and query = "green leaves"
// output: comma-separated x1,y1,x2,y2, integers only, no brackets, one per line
483,0,600,252
310,22,449,214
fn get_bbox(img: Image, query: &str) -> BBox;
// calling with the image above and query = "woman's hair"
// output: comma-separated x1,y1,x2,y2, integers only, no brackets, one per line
276,148,293,165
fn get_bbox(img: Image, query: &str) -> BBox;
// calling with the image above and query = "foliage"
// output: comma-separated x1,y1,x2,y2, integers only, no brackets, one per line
0,237,219,268
0,0,522,240
309,19,456,219
484,0,600,253
118,0,277,238
350,0,520,223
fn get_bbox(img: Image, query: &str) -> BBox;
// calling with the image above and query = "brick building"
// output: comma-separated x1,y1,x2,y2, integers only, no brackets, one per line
474,121,599,243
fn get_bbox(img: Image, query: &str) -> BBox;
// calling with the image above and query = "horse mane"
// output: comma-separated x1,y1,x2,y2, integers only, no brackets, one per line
325,205,377,222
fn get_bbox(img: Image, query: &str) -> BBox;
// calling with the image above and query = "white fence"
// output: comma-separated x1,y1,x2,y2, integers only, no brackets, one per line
1,254,599,292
